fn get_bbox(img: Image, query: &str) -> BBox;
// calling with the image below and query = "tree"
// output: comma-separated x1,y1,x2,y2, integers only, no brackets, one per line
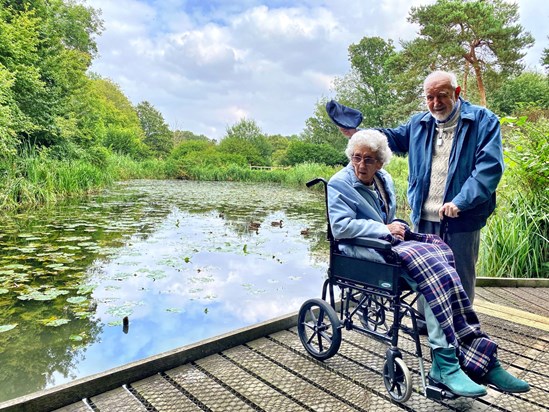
219,119,272,165
136,101,173,157
346,37,400,127
266,133,293,165
0,60,18,157
303,37,416,147
86,77,147,158
0,0,103,148
301,99,349,151
173,130,213,145
489,72,549,115
542,37,549,72
406,0,534,106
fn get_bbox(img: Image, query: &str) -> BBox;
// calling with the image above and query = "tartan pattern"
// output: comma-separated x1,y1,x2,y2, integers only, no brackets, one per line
382,231,497,377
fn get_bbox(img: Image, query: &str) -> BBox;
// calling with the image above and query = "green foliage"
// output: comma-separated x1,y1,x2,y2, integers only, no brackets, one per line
347,37,400,127
302,98,348,150
0,66,17,156
218,135,265,166
478,116,548,278
384,156,410,216
136,101,173,157
543,37,549,71
267,134,293,165
406,0,534,106
106,154,168,180
281,141,347,167
84,146,110,168
103,126,149,159
0,150,112,210
489,72,549,115
479,192,548,278
173,130,213,144
220,119,272,165
167,150,248,180
501,116,548,200
170,139,214,158
0,1,103,147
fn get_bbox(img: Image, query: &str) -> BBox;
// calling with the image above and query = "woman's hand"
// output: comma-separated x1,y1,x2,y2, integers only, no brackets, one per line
387,222,406,240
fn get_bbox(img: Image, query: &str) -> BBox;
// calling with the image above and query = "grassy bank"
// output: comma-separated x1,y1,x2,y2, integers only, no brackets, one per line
0,152,411,211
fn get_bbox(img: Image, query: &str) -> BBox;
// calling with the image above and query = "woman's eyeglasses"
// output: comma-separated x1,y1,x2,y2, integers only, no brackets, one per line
351,155,378,165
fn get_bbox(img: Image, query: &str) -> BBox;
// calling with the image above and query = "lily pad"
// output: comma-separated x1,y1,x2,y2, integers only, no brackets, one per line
43,318,70,327
0,324,17,333
74,311,93,319
77,284,97,295
0,288,9,294
106,305,134,318
18,288,69,301
67,296,88,304
69,334,84,342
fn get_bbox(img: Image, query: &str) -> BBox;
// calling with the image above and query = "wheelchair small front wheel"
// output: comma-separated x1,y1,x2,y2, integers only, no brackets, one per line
383,357,412,403
297,298,341,360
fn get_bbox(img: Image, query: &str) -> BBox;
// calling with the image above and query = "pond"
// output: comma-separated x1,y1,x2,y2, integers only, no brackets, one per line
0,180,330,403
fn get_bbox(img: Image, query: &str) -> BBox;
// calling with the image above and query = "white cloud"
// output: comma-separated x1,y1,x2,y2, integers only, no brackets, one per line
86,0,548,140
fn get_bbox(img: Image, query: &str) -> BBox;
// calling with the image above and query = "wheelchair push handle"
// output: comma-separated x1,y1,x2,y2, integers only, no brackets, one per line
306,177,327,188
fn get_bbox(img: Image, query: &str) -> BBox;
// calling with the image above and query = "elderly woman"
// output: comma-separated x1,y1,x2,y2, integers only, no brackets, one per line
327,129,529,398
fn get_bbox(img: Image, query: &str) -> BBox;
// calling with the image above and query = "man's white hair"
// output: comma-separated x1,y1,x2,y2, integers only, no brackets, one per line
424,71,458,90
345,129,392,165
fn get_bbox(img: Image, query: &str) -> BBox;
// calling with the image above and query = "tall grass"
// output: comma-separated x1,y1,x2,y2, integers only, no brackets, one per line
385,155,410,217
478,183,548,278
107,154,168,180
0,153,113,211
479,192,548,278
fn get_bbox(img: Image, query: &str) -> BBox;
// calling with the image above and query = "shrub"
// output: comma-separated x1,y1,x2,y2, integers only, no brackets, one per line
281,141,347,166
478,116,548,278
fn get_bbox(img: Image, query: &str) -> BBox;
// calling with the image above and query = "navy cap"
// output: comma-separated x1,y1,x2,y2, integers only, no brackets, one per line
326,100,363,129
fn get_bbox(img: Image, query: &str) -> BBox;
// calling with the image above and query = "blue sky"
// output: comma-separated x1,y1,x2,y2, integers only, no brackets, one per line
85,0,548,140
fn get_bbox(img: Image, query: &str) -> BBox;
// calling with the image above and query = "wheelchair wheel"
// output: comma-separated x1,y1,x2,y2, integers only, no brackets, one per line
383,357,412,403
359,295,390,334
297,298,342,360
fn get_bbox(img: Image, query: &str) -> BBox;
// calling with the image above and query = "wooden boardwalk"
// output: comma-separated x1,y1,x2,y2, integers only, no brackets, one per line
1,285,548,412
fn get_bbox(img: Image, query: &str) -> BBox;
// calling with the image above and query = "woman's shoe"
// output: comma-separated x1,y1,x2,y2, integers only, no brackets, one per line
480,360,530,393
429,348,487,398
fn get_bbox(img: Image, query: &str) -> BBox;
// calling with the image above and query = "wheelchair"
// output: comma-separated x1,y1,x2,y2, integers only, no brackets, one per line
297,178,458,403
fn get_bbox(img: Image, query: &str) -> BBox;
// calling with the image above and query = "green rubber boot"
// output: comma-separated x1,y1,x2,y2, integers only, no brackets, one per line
481,360,530,393
429,348,487,398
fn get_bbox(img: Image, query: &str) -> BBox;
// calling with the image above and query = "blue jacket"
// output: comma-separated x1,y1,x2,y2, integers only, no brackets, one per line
378,98,504,232
327,164,396,261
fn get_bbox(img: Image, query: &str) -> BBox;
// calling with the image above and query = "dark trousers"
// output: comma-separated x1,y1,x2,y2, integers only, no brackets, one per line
415,220,480,312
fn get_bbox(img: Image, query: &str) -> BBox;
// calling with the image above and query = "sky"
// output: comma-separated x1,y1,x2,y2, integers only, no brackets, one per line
85,0,548,140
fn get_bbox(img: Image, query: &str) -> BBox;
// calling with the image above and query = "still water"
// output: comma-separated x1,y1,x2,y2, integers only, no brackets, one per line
0,180,329,402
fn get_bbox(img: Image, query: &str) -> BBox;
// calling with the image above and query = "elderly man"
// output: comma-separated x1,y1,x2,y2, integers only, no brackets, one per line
378,71,504,305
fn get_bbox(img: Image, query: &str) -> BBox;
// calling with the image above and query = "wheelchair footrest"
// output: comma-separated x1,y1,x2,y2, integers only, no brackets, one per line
425,382,459,400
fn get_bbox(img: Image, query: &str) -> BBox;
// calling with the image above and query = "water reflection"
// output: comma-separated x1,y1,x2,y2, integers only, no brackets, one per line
0,180,328,402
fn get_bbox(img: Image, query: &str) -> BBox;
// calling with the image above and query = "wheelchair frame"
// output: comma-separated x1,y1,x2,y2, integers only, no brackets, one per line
297,178,457,403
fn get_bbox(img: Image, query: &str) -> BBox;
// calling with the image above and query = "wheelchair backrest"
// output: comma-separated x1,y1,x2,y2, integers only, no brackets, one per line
306,177,402,294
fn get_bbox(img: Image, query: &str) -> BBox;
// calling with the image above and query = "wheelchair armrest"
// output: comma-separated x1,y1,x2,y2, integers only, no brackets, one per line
337,237,392,251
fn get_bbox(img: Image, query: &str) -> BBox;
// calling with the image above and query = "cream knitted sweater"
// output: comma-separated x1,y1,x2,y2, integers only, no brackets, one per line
421,102,461,222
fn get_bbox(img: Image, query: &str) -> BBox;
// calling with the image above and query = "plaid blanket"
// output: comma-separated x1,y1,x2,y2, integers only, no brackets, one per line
382,231,497,377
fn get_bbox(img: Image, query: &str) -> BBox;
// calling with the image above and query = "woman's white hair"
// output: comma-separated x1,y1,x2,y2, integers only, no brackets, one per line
345,129,392,165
